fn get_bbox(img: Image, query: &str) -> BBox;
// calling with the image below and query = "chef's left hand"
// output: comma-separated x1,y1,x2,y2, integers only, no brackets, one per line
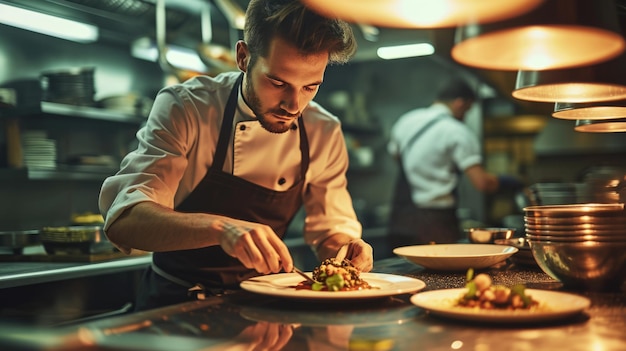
336,239,373,272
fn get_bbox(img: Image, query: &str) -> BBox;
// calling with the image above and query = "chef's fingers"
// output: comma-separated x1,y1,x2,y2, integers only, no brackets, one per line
345,239,374,272
249,228,284,274
267,234,293,273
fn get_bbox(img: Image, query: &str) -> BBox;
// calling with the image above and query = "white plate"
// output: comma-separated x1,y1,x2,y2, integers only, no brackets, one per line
240,272,426,300
410,288,590,323
393,244,518,271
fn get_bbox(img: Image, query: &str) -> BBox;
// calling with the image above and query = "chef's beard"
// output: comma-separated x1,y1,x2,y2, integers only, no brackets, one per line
244,73,296,134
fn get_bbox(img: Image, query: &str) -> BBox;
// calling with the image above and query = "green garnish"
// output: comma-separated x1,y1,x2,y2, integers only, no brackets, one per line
325,273,345,291
511,284,532,307
466,268,475,282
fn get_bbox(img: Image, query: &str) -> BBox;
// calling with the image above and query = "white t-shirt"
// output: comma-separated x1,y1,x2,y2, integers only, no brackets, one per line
388,103,482,208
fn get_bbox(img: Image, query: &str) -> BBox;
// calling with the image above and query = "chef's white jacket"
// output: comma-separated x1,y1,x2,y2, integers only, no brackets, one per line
99,72,361,253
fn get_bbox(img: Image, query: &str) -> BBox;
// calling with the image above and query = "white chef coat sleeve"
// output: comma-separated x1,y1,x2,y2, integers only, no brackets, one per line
451,124,482,171
99,87,194,241
301,121,362,249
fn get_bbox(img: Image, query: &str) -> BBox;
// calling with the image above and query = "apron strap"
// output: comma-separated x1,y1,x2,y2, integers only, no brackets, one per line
151,262,210,300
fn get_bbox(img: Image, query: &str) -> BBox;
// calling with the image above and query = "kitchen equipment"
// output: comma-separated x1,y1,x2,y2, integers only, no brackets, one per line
40,226,116,255
523,203,626,290
196,3,237,74
155,0,205,82
292,266,317,284
0,230,41,255
528,240,626,291
40,67,96,106
494,237,537,267
465,227,516,244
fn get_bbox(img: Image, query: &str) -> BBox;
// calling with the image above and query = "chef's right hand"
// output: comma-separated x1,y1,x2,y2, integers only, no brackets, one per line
219,221,293,274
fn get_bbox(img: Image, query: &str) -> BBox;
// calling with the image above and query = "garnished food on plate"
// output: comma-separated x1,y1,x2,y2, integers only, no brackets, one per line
296,258,372,291
456,268,541,310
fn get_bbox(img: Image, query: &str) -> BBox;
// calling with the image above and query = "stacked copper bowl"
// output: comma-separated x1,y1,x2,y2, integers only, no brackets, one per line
524,203,626,291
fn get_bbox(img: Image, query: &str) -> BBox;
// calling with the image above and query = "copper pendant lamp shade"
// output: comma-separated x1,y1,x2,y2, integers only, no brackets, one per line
553,101,626,120
301,0,544,28
452,0,625,71
575,118,626,132
512,53,626,103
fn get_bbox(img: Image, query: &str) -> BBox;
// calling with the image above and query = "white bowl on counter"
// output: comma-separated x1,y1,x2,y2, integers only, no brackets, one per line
393,244,518,271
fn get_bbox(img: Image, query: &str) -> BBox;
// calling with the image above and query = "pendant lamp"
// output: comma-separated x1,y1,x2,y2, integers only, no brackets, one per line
301,0,543,28
452,0,625,71
512,52,626,103
575,118,626,132
553,101,626,120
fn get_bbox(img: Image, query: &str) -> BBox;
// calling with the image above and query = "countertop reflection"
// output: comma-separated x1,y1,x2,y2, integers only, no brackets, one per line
0,257,624,351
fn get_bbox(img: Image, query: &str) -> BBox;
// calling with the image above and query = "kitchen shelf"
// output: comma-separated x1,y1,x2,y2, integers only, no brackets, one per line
15,101,146,125
0,166,117,181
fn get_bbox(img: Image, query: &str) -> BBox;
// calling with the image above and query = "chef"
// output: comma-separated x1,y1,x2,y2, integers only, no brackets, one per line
98,0,373,310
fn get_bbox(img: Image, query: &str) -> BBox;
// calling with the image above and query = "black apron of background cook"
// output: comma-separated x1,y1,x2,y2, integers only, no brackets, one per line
139,74,310,309
387,114,460,251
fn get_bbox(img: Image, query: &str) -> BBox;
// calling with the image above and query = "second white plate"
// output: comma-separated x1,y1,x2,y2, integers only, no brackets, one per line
410,288,590,323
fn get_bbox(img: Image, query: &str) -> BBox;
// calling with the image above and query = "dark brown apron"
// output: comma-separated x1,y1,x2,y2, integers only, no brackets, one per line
387,114,460,249
136,74,310,310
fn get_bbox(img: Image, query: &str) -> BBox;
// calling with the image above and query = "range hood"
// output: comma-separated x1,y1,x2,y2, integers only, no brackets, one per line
534,117,626,156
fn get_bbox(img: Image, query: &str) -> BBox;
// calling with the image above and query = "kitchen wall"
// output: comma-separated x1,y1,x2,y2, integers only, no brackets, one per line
0,22,491,234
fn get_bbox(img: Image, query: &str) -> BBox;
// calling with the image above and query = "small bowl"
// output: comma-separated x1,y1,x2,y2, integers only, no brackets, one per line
527,239,626,291
495,237,537,267
466,227,516,244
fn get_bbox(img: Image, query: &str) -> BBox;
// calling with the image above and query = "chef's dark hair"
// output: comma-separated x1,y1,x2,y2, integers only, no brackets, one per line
436,77,477,102
243,0,356,68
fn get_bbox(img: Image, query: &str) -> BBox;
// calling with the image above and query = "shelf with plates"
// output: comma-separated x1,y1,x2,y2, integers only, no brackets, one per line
0,165,118,181
14,101,146,125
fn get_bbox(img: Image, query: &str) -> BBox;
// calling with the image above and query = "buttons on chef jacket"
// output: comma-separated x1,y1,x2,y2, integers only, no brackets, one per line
239,124,246,131
278,177,286,185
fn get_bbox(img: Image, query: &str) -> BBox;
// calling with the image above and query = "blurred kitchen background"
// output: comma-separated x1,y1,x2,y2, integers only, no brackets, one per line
1,0,626,263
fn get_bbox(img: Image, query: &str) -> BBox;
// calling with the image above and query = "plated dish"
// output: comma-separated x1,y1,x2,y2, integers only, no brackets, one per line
240,272,426,300
410,288,590,323
393,244,518,271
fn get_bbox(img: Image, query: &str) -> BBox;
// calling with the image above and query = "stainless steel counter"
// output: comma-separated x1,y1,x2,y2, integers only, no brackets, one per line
0,257,624,351
0,254,152,289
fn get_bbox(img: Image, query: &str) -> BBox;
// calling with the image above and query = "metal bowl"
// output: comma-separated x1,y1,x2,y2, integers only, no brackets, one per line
466,227,516,244
40,226,115,255
525,215,626,225
0,230,41,255
526,234,626,242
527,239,626,291
495,237,537,267
525,228,626,236
524,203,625,218
524,222,626,231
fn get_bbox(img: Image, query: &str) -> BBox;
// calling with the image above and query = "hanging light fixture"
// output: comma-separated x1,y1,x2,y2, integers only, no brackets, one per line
553,101,626,120
301,0,544,28
452,0,625,71
575,118,626,132
512,52,626,103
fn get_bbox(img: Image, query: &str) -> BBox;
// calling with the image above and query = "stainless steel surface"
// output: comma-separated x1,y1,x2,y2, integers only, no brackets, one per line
0,254,151,289
495,237,537,267
524,203,626,217
1,257,624,351
466,227,516,244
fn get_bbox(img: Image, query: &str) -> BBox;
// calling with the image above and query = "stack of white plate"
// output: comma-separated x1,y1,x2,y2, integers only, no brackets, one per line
22,130,57,169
